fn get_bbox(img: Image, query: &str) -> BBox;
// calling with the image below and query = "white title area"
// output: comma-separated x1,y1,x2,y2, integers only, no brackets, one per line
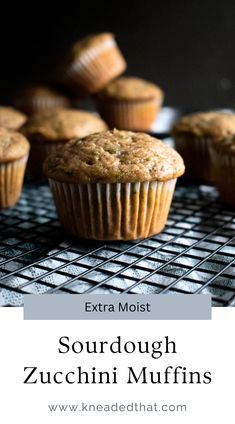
0,308,234,422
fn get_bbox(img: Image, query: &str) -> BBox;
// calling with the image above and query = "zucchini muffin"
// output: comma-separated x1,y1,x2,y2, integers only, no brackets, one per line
0,106,27,130
95,77,164,131
0,127,29,209
13,85,71,115
62,33,127,95
44,129,184,240
172,111,235,183
21,109,107,177
210,114,235,206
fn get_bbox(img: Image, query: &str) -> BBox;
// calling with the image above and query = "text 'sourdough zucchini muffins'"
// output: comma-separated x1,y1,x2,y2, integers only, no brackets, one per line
63,33,127,95
96,77,164,131
44,129,184,240
172,111,235,183
0,127,30,209
21,109,107,177
13,85,71,115
0,106,27,130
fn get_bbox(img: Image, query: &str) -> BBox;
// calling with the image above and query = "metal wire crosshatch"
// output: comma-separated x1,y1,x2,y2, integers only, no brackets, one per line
0,181,234,307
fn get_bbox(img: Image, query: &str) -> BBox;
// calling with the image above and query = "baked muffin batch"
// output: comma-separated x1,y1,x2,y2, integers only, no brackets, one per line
95,77,164,131
44,129,184,240
0,127,29,209
13,85,71,115
21,109,107,176
0,107,27,130
0,31,234,240
172,111,235,206
62,33,127,95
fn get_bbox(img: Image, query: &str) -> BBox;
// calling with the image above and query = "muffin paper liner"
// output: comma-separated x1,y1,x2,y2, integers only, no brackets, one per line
49,179,177,240
16,96,70,115
28,142,65,178
174,134,214,183
96,97,162,131
210,148,235,206
65,39,126,94
0,156,28,209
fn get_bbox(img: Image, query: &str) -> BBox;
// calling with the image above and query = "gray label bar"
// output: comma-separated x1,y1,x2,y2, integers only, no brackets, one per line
24,294,211,320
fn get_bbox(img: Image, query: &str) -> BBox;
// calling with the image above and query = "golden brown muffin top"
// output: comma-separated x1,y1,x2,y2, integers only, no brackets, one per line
0,106,27,130
0,127,30,163
69,33,115,58
21,109,108,143
44,129,184,183
98,77,163,101
172,111,235,138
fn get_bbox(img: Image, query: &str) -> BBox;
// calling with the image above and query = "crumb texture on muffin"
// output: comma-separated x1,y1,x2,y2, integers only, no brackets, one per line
20,109,107,142
98,77,163,101
0,127,30,163
44,129,185,183
0,106,27,130
172,111,235,139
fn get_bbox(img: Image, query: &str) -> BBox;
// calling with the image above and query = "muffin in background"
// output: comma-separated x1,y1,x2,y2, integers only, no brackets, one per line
44,129,184,241
62,33,127,96
95,77,164,131
13,85,71,115
172,111,235,183
21,109,107,177
0,106,27,130
210,117,235,206
0,127,29,209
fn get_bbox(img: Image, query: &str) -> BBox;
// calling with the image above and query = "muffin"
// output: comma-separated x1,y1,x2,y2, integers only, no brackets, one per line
44,129,184,240
62,33,127,96
0,127,29,209
0,106,27,130
21,109,108,177
172,111,235,183
209,114,235,206
95,77,164,131
13,85,71,115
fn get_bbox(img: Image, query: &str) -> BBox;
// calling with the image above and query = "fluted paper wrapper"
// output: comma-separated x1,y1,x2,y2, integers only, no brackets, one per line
211,148,235,206
49,179,177,240
0,156,28,209
65,39,126,94
174,135,213,183
28,141,65,178
16,95,70,115
97,98,162,131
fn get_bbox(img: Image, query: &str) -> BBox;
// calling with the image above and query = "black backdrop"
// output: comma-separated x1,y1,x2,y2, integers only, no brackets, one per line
1,1,234,109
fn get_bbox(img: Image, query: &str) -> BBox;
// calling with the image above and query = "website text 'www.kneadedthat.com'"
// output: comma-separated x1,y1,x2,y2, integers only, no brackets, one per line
47,401,187,414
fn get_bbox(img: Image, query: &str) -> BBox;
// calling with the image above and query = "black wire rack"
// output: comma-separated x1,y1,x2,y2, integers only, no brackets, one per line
0,180,234,307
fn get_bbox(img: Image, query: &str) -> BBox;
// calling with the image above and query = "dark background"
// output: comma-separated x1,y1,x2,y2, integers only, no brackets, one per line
1,1,234,109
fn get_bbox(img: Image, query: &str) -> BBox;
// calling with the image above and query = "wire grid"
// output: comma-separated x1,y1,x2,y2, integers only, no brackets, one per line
0,182,234,307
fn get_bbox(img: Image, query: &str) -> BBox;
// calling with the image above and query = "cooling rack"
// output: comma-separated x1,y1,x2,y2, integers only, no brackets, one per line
0,181,234,307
